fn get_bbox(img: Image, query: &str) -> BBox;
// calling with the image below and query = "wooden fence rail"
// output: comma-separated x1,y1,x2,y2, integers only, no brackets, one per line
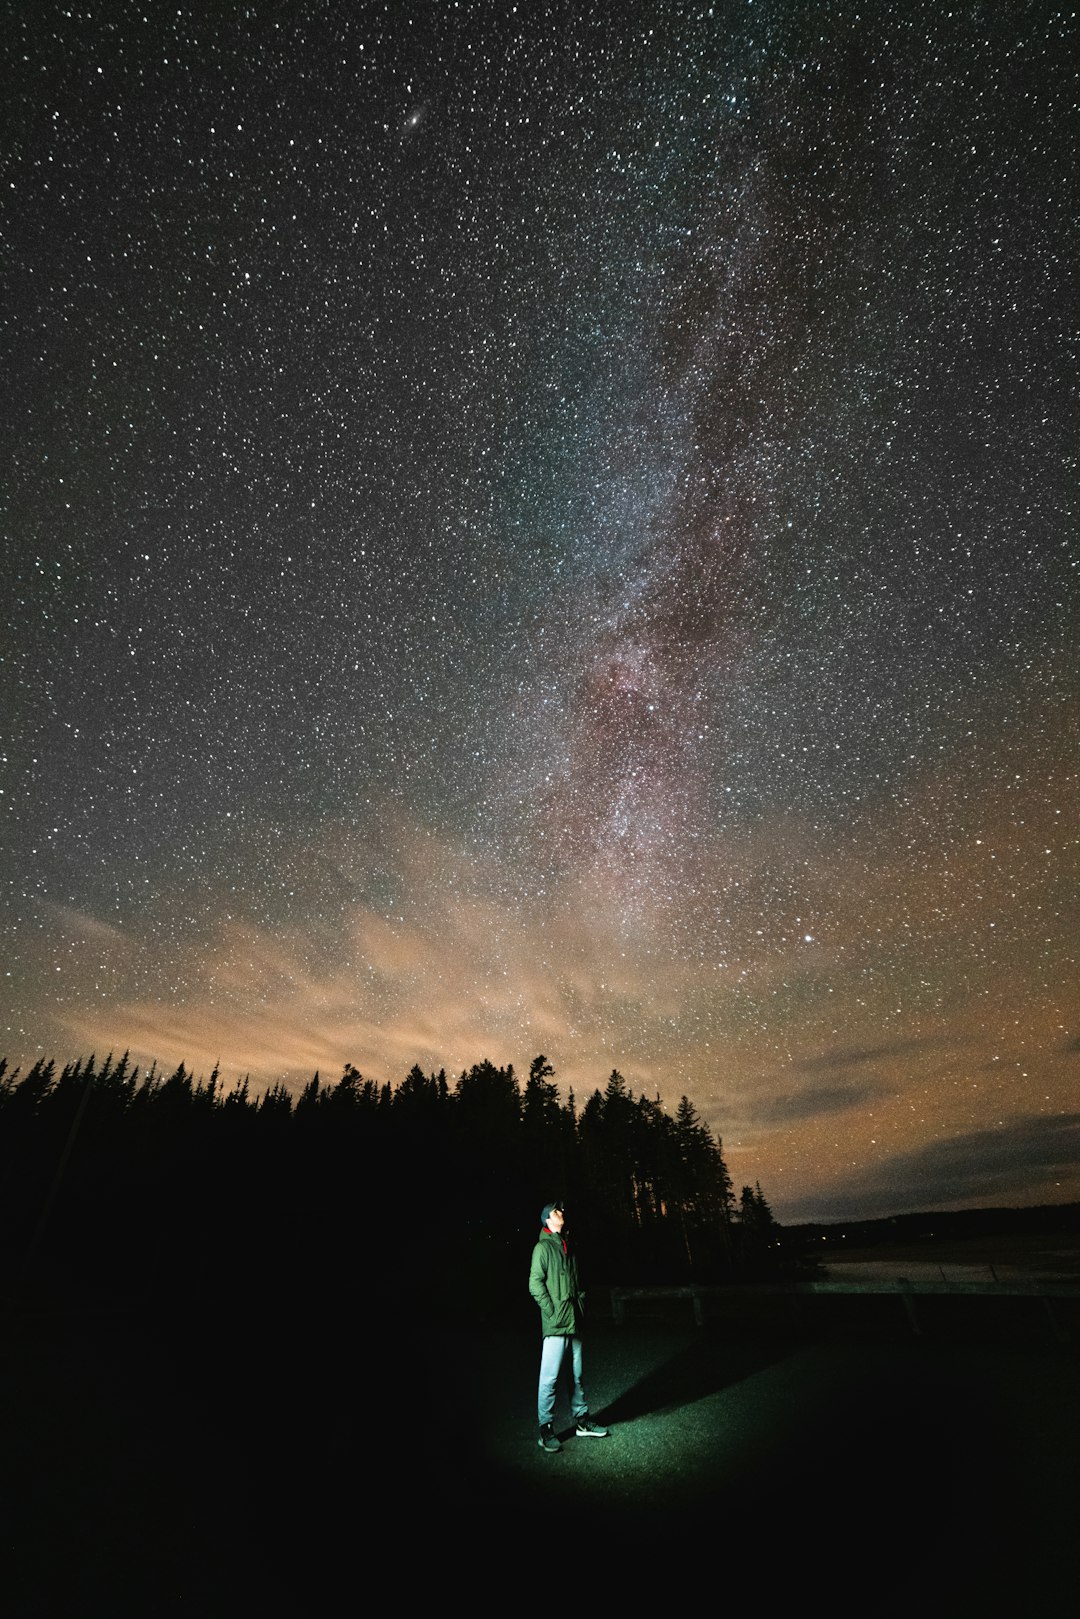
609,1277,1080,1337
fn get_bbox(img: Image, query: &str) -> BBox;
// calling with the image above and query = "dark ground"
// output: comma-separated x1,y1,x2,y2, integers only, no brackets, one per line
2,1275,1076,1616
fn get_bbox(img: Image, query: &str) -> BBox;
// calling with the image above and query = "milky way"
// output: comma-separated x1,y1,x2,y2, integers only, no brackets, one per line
3,0,1078,1219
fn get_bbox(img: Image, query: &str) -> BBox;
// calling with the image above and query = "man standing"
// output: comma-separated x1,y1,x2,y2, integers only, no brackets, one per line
529,1201,608,1452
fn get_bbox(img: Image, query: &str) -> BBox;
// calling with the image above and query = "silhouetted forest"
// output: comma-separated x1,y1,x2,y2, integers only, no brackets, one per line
0,1050,779,1309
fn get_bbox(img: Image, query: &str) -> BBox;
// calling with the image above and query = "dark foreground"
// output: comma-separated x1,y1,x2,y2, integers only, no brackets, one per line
3,1279,1076,1616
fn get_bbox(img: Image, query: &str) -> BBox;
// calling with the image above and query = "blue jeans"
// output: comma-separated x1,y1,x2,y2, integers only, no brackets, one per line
538,1334,587,1427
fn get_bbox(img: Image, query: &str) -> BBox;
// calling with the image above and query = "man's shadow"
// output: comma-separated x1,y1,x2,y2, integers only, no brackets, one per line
597,1330,792,1424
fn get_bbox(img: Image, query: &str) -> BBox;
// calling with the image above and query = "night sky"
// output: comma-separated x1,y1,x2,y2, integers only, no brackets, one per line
4,0,1077,1221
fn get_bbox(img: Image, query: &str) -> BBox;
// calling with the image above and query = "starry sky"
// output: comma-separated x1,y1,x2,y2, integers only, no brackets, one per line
3,0,1078,1221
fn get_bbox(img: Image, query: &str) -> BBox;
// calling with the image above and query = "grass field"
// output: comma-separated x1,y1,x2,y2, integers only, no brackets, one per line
3,1276,1076,1616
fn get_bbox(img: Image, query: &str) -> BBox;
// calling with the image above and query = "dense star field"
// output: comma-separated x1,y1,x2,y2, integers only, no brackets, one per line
3,1,1077,1220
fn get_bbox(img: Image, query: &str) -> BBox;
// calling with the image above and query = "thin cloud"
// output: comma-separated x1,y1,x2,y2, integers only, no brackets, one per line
745,1082,888,1125
795,1037,943,1074
784,1115,1080,1222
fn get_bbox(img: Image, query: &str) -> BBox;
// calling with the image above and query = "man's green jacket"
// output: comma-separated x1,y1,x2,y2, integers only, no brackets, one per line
529,1228,584,1336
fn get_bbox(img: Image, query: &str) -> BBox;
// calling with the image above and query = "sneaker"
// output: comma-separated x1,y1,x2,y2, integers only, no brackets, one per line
575,1416,608,1437
538,1423,561,1453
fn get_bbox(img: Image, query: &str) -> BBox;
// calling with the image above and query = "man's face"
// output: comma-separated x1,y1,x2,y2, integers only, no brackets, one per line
546,1206,565,1233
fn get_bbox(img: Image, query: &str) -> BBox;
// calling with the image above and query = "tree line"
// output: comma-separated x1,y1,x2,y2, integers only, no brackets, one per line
0,1049,779,1306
